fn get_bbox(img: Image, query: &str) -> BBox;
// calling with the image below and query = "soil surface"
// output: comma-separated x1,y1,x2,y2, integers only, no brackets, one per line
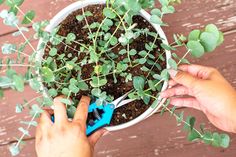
44,4,166,126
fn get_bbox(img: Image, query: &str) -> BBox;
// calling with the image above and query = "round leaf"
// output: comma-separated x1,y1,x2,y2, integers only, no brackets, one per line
41,67,55,83
205,24,220,40
188,30,201,41
200,32,217,52
13,75,24,92
103,8,116,19
187,40,205,58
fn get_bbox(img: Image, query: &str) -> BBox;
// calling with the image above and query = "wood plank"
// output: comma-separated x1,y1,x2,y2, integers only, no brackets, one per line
163,0,236,39
0,0,75,36
1,108,236,157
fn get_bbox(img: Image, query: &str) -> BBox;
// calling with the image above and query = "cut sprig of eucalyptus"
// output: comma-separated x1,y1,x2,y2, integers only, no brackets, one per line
0,0,229,156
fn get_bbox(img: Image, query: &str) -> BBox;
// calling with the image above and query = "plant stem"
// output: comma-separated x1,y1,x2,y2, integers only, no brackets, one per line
15,112,38,148
177,49,190,65
82,8,96,44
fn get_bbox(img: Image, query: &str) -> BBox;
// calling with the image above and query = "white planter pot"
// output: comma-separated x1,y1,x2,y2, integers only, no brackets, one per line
37,0,171,132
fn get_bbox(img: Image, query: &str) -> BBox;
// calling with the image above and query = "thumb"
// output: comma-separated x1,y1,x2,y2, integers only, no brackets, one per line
88,129,108,146
168,69,199,88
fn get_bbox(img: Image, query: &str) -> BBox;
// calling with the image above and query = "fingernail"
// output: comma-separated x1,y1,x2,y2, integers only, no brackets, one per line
168,69,178,78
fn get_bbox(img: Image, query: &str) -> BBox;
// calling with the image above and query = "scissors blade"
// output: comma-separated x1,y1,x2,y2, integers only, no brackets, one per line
115,99,135,109
111,91,132,108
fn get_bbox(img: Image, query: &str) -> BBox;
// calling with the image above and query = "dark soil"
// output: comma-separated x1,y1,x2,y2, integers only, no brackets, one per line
44,4,166,126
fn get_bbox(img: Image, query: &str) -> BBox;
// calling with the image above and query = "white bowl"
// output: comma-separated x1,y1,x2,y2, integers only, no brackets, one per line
36,0,171,132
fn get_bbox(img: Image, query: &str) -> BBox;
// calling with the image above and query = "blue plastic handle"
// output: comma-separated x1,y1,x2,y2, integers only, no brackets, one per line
51,102,115,136
86,102,115,136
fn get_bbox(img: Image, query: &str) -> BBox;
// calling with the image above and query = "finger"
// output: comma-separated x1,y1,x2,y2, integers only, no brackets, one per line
168,79,177,87
178,64,217,80
73,96,91,126
39,111,53,127
88,129,107,146
169,69,200,89
54,96,68,125
161,86,194,98
35,125,42,146
170,97,201,110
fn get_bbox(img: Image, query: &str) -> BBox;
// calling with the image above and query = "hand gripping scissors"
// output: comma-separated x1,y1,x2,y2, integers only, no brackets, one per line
86,91,133,136
51,91,134,136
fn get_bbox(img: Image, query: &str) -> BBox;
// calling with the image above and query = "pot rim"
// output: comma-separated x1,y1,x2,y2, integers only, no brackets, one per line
36,0,171,132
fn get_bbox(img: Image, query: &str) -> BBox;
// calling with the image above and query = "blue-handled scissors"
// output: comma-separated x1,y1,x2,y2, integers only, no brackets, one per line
51,91,134,136
86,91,134,136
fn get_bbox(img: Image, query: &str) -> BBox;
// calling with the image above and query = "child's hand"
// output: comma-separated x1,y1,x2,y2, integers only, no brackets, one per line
35,96,107,157
161,64,236,133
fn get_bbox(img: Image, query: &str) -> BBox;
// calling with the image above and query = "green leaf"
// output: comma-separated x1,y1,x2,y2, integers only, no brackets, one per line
103,8,116,19
220,134,230,148
188,129,200,141
187,40,205,58
2,43,17,54
76,15,84,21
62,88,70,96
126,0,142,12
67,105,76,118
212,132,221,147
78,81,89,91
202,132,213,145
9,144,20,156
13,75,24,92
18,127,29,136
91,88,101,97
161,69,169,81
20,121,38,127
189,116,196,130
22,10,35,24
84,11,93,16
188,30,201,41
162,5,175,14
60,98,73,105
205,24,220,40
49,47,57,56
15,104,23,113
6,0,24,7
90,78,107,88
151,8,162,17
133,76,145,91
110,36,118,46
200,32,218,52
217,31,224,46
0,0,4,4
48,88,58,97
119,49,126,55
29,78,41,91
66,33,76,44
150,15,162,24
139,58,147,64
41,67,54,83
0,89,3,98
129,49,137,56
168,58,177,70
0,76,12,88
148,80,156,91
161,43,176,51
30,104,43,117
159,0,169,6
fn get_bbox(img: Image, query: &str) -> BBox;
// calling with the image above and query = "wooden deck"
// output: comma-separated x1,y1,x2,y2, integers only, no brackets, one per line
0,0,236,156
